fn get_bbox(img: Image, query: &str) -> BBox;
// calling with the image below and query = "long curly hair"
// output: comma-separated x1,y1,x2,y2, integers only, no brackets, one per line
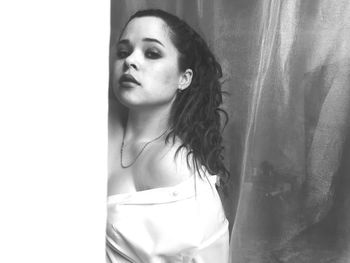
126,9,229,182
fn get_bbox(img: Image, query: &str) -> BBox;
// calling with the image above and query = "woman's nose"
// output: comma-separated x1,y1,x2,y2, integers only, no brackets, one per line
124,52,139,71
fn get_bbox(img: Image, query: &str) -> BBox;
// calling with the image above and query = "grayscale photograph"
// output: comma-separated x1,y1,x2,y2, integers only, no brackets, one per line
107,0,350,262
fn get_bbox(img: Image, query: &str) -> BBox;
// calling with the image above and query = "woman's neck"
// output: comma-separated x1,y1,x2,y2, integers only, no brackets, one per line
124,105,171,143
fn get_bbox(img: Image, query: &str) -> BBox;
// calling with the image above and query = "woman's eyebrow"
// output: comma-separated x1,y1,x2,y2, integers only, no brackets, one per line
117,38,165,47
117,39,129,46
142,38,164,47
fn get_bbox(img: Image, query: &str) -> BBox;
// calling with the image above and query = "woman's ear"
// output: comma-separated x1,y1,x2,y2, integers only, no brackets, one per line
178,69,193,91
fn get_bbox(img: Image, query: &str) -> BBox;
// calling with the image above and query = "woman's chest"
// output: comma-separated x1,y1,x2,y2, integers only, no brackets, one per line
108,165,157,195
108,138,193,195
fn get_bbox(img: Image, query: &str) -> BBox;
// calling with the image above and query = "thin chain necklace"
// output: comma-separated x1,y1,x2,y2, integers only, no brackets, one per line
120,128,170,168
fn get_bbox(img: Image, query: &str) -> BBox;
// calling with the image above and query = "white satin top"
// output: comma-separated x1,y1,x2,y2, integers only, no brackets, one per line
106,174,229,263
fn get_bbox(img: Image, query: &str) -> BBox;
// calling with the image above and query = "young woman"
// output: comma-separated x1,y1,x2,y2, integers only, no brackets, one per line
107,9,230,263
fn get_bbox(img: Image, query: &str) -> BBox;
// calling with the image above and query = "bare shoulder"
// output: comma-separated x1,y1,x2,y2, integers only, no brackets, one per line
136,138,194,189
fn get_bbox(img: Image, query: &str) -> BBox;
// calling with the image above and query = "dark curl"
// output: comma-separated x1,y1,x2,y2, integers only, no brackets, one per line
128,9,229,181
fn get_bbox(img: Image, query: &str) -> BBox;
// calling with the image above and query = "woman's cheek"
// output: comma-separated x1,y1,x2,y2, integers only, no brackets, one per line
161,67,179,88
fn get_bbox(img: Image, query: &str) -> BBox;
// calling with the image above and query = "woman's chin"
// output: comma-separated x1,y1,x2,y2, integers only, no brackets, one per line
113,88,137,107
115,95,147,109
114,91,176,110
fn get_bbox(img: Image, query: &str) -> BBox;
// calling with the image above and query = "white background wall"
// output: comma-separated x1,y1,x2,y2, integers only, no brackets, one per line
0,1,108,262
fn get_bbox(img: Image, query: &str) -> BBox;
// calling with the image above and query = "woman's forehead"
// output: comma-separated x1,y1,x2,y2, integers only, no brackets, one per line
121,16,172,45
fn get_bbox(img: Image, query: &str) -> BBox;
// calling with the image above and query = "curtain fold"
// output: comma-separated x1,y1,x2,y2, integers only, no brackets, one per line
110,1,350,262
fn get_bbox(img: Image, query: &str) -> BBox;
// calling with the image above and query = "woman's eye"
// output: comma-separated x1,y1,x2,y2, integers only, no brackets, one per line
116,50,129,59
145,50,161,59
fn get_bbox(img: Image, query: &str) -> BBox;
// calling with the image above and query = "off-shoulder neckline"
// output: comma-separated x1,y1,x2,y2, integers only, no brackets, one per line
107,174,218,204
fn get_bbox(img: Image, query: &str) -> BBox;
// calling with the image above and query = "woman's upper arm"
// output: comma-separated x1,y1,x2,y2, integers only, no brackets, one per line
109,96,127,133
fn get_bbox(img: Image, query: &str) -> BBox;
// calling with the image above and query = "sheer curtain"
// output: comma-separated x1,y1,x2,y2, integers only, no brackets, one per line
110,0,350,262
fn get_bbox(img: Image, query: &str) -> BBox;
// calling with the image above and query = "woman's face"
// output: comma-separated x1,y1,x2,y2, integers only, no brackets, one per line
113,16,185,109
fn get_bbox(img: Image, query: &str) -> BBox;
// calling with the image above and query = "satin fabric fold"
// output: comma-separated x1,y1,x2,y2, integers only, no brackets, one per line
106,175,229,263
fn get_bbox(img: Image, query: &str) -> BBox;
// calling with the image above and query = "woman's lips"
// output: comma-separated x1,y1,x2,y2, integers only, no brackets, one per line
119,74,140,87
